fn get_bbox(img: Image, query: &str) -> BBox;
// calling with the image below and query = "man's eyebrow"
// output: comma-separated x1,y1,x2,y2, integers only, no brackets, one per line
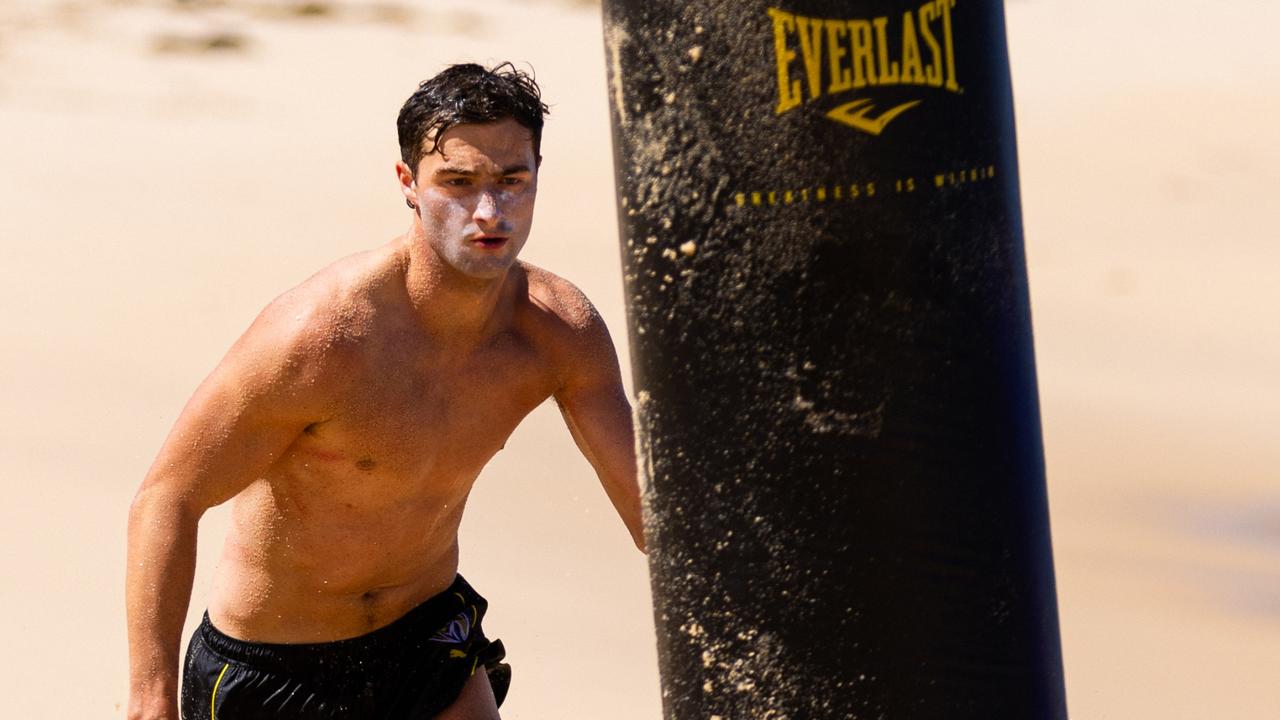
434,166,477,177
432,164,532,177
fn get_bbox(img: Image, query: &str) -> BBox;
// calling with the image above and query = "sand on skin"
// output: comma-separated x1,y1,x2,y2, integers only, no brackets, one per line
0,0,1277,717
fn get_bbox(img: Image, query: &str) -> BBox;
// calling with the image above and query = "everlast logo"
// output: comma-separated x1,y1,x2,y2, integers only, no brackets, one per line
768,2,961,135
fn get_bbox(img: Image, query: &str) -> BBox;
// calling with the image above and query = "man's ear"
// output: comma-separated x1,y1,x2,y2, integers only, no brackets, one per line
395,160,417,208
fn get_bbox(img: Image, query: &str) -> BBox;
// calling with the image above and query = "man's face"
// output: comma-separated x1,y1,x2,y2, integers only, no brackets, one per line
401,118,539,281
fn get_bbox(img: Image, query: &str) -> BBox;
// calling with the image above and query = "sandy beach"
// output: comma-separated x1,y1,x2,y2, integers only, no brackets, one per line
0,0,1276,717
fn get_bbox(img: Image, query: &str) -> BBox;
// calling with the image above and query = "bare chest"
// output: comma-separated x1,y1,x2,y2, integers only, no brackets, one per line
281,337,555,497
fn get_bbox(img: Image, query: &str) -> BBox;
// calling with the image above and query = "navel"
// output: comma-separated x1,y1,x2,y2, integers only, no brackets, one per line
355,457,377,472
359,591,381,630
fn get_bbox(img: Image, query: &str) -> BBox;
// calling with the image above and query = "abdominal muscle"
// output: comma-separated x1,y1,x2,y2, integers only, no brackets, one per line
206,470,474,644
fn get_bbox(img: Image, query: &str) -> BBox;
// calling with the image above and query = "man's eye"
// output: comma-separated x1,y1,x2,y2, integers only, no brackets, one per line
500,177,524,186
446,178,471,187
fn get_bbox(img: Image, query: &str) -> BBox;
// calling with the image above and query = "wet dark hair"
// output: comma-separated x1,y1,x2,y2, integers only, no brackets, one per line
397,62,549,177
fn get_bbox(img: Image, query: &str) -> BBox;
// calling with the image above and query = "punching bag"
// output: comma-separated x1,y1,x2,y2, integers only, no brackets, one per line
601,1,1067,718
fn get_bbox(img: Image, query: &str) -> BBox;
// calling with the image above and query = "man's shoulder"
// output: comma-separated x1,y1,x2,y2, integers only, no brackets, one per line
517,261,603,333
190,245,403,420
515,263,618,389
241,244,404,369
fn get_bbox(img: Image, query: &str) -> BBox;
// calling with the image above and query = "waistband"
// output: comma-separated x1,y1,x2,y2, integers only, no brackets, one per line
198,574,482,674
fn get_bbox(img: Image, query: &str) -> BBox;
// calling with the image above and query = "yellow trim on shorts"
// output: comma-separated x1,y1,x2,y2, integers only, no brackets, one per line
211,662,230,720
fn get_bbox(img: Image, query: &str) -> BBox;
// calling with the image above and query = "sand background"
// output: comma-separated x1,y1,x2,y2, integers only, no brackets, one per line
0,0,1276,717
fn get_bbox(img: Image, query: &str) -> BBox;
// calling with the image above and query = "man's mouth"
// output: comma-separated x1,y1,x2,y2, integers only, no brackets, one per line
472,235,509,249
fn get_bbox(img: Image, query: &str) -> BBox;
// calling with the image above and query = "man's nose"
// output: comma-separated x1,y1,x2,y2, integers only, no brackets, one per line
473,191,501,227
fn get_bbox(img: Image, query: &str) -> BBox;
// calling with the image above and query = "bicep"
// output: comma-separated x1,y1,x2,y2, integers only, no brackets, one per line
557,378,633,462
552,310,634,473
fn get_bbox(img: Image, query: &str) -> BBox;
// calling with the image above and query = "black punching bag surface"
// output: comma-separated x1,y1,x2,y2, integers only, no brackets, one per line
602,1,1066,718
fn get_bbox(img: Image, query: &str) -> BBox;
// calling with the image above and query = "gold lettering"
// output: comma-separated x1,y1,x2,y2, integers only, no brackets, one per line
873,17,900,84
848,20,877,88
919,3,943,87
939,0,959,91
768,8,802,113
826,20,853,93
796,15,826,102
900,11,925,84
766,1,959,122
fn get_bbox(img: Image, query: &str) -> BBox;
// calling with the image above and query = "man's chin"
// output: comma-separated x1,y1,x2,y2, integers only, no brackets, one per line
451,256,518,282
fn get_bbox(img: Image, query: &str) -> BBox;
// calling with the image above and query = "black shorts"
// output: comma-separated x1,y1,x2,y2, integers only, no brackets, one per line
180,575,510,719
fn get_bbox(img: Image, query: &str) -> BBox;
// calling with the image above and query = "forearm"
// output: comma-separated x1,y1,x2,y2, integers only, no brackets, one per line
126,486,201,712
601,474,646,553
594,398,646,553
558,394,647,553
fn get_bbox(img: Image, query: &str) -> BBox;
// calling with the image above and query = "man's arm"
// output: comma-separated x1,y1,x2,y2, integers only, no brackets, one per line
551,297,646,553
126,299,330,719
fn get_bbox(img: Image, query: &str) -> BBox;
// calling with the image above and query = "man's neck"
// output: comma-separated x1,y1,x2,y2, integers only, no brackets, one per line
398,230,513,347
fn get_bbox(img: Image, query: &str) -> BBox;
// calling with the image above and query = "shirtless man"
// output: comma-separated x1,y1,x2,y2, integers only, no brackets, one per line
126,63,645,720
